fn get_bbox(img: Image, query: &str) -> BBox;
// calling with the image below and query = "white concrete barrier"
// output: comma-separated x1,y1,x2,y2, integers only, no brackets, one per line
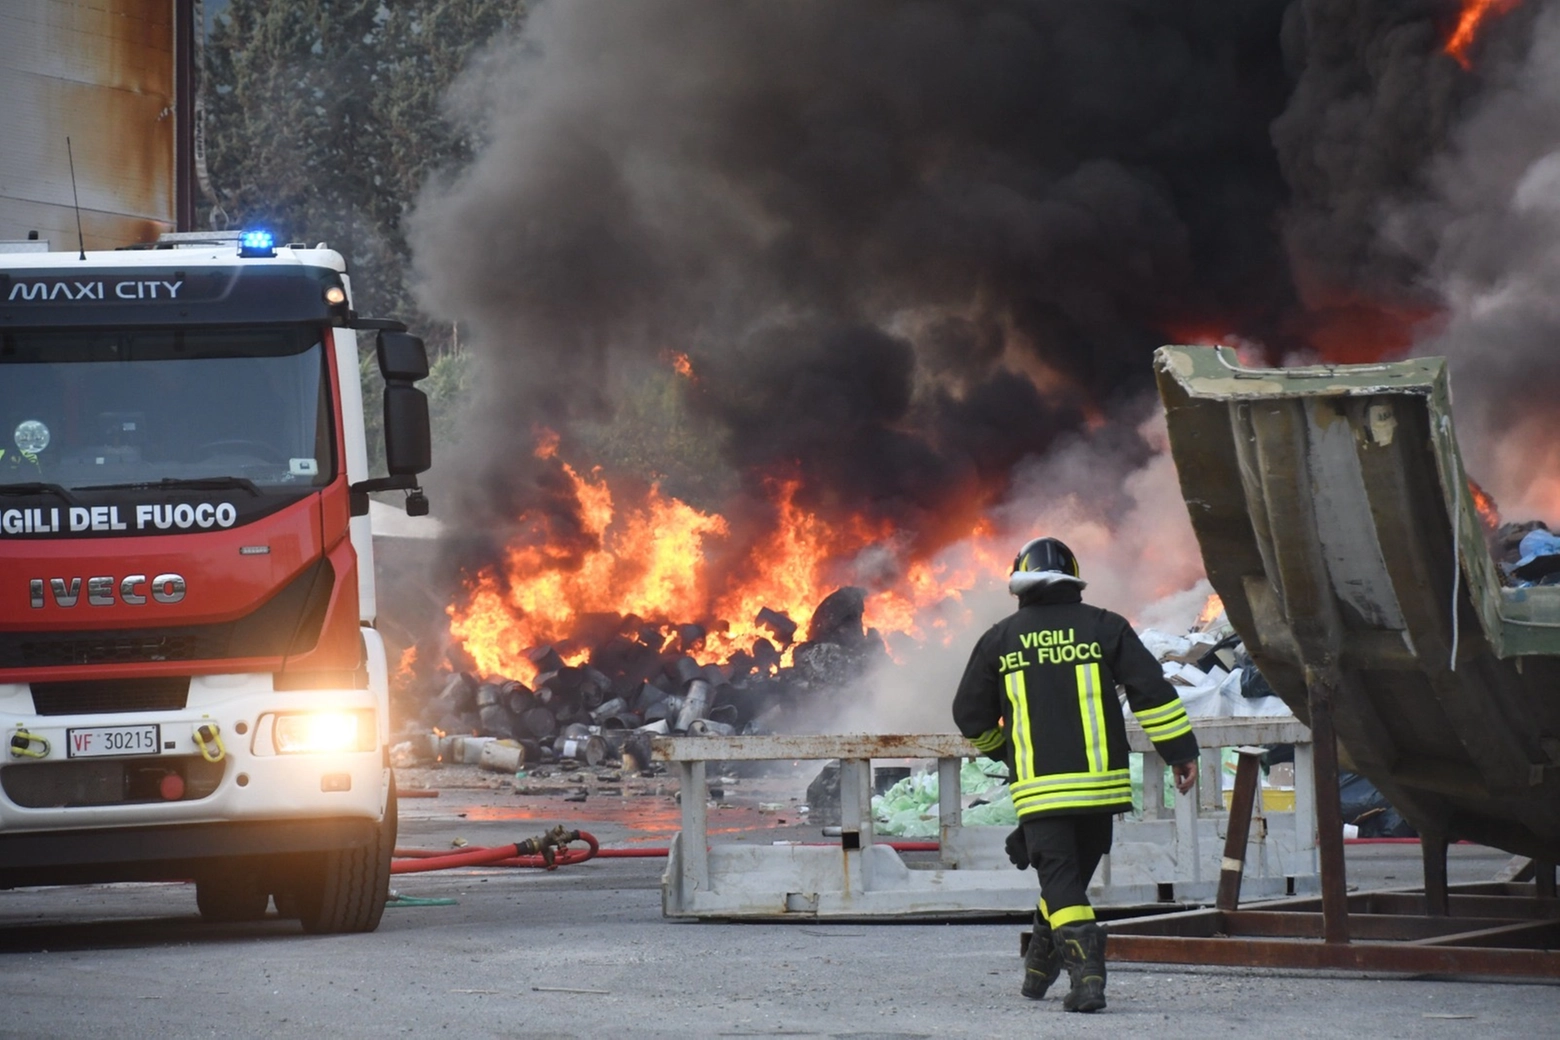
654,720,1318,919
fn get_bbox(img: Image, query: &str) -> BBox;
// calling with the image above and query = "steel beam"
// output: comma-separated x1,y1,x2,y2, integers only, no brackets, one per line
1217,911,1532,941
1108,934,1560,977
1306,668,1350,943
1423,832,1449,916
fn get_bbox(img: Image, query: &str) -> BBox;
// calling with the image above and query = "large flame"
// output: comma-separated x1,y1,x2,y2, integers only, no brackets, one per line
446,440,1007,684
1445,0,1522,70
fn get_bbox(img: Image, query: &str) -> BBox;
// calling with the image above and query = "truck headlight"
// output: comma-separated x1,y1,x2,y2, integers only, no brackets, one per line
254,710,376,755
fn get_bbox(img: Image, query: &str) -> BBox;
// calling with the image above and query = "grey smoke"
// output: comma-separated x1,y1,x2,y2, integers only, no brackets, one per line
1392,1,1560,517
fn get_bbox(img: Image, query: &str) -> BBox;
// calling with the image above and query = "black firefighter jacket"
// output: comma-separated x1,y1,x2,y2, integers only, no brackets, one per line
952,583,1199,819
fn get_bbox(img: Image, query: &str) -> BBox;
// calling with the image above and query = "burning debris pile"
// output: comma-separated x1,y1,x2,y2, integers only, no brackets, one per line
400,586,888,771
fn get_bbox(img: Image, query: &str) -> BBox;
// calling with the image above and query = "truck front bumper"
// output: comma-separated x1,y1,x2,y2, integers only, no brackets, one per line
0,673,389,885
0,816,379,888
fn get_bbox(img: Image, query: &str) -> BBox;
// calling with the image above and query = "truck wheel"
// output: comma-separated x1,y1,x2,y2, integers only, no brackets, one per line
297,779,396,934
196,872,271,922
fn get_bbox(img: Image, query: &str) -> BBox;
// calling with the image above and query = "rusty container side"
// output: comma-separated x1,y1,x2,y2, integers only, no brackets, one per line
1155,345,1560,863
0,0,175,248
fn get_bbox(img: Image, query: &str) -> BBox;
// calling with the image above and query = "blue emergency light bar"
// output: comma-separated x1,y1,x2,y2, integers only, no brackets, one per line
238,229,276,258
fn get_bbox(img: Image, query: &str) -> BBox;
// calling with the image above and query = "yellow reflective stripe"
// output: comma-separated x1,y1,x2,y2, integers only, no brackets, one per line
1012,787,1128,804
1135,699,1187,725
1006,670,1035,782
1010,769,1130,795
1048,904,1096,928
1144,718,1194,741
1075,663,1106,773
1136,710,1186,729
1013,786,1133,812
1038,898,1050,923
1010,779,1135,804
971,727,1005,753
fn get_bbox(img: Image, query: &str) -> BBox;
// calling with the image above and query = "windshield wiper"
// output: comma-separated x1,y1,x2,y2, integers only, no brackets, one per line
0,482,78,505
73,476,263,497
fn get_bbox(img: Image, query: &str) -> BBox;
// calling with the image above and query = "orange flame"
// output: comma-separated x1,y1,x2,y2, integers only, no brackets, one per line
395,645,417,682
446,444,1006,683
534,426,561,460
665,350,696,380
1468,478,1501,532
1195,594,1224,631
1445,0,1522,70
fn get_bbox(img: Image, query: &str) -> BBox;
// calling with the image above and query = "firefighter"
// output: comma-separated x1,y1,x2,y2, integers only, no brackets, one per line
0,446,42,478
953,536,1200,1013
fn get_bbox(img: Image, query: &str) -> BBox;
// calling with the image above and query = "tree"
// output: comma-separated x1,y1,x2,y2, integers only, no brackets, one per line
203,0,522,475
359,343,471,476
202,0,527,334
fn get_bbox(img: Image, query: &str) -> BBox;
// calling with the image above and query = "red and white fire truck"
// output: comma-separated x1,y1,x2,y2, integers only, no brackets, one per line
0,229,430,932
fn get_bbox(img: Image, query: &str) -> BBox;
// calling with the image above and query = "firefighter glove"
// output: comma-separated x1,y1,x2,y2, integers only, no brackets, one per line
1005,826,1029,870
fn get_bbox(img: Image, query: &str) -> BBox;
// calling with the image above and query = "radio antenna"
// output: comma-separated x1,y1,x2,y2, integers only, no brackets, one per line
66,137,86,260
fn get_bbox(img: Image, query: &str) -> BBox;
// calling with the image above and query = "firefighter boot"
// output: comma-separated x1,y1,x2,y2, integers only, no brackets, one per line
1021,912,1062,1000
1057,922,1107,1013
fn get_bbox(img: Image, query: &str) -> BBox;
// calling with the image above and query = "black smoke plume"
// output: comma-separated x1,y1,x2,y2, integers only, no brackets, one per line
406,0,1539,577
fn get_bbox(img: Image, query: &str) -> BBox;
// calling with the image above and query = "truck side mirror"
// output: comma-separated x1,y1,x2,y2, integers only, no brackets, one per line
377,331,431,480
384,384,431,477
376,331,429,382
349,330,431,517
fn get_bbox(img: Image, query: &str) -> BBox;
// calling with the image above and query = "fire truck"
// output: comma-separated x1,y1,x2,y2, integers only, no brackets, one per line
0,229,430,932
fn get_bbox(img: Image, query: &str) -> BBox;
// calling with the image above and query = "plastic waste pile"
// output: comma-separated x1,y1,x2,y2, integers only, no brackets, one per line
871,759,1015,837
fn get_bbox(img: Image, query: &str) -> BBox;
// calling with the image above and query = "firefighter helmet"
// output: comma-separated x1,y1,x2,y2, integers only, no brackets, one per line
1011,537,1080,579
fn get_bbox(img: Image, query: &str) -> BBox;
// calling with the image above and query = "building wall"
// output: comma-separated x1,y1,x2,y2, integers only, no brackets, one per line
0,1,175,249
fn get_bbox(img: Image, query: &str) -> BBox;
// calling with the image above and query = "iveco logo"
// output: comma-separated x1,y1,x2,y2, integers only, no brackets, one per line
29,574,186,609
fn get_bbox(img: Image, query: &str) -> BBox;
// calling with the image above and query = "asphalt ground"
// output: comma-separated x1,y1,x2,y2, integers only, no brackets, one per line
0,766,1554,1039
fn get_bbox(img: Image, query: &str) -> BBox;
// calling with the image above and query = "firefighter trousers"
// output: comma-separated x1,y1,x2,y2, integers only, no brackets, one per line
1022,813,1113,928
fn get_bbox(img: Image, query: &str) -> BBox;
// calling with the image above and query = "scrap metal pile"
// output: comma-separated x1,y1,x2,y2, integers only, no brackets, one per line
396,587,887,771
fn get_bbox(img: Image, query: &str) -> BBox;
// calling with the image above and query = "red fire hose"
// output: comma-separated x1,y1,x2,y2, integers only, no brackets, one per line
391,832,942,873
392,829,601,873
389,816,1454,876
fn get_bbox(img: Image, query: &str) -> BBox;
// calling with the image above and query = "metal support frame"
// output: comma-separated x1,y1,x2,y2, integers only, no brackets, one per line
1106,679,1560,979
655,720,1316,920
1215,748,1263,911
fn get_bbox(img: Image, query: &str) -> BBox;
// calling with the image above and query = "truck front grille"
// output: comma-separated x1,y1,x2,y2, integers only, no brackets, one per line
8,629,223,669
29,677,191,715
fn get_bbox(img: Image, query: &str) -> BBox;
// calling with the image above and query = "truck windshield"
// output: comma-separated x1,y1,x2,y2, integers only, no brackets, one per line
0,327,333,490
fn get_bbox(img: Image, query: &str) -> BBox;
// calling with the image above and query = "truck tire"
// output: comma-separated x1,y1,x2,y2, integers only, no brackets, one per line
297,778,396,934
196,871,271,922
